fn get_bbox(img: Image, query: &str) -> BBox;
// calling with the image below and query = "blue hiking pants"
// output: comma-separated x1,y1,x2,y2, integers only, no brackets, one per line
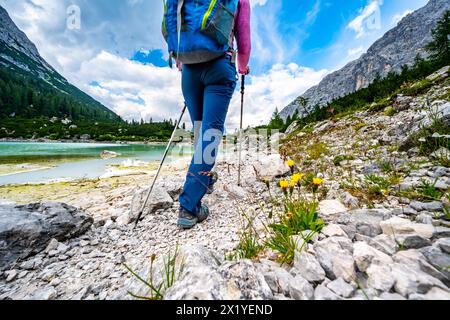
179,54,237,214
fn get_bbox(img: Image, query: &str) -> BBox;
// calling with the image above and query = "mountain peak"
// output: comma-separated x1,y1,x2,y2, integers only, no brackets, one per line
280,0,450,120
0,5,54,73
0,5,121,122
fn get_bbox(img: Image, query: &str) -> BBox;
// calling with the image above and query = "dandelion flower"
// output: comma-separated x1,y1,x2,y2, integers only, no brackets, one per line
313,177,323,186
279,180,289,189
286,160,295,168
291,173,304,184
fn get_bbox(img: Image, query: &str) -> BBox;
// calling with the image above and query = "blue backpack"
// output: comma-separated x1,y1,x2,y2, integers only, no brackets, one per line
162,0,239,65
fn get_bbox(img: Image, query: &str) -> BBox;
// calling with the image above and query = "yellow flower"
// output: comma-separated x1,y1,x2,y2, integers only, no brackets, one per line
263,177,270,189
286,160,295,168
313,177,323,186
279,180,289,189
291,173,304,184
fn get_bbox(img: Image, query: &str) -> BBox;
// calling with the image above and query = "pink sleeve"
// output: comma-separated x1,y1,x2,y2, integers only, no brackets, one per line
235,0,251,75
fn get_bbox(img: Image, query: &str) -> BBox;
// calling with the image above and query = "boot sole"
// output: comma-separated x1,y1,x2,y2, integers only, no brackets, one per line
177,218,198,229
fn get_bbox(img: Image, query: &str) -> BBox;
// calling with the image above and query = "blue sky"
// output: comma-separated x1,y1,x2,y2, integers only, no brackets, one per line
0,0,429,129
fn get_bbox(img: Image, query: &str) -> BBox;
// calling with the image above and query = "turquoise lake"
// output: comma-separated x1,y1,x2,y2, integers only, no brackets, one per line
0,142,193,185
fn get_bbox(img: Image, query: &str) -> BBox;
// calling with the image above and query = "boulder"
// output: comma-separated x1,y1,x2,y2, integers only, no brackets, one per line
393,94,413,112
288,275,314,300
162,245,273,300
426,65,450,81
253,154,290,180
155,176,185,201
293,251,326,283
341,191,360,209
397,234,431,249
391,263,447,297
26,286,58,300
380,217,435,239
314,285,342,300
100,150,121,159
314,237,356,282
393,249,450,287
336,209,392,238
326,278,355,298
353,242,393,272
410,201,443,212
127,186,174,224
354,234,397,255
366,264,395,292
263,267,293,295
409,287,450,300
0,203,93,271
321,224,348,238
419,246,450,280
285,122,299,135
435,238,450,254
79,134,91,141
318,200,347,217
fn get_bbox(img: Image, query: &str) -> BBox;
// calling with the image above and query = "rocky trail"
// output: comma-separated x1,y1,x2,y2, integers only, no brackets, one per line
0,68,450,300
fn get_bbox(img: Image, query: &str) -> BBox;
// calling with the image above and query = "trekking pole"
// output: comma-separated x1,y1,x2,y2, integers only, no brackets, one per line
133,103,187,229
237,75,245,187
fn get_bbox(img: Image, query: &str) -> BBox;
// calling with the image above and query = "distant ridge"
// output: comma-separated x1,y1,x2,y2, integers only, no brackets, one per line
280,0,450,120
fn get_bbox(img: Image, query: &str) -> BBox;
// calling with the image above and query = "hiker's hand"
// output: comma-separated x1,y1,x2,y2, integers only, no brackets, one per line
239,66,250,75
176,59,183,72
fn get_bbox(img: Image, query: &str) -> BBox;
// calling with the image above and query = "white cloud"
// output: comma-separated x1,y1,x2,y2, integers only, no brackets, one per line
1,0,327,131
75,52,327,130
74,51,184,123
305,0,321,25
250,1,299,68
347,0,383,39
392,9,413,25
225,63,328,130
347,46,364,58
250,0,269,7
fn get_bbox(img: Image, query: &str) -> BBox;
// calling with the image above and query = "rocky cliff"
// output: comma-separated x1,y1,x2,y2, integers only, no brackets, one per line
0,5,120,121
280,0,450,120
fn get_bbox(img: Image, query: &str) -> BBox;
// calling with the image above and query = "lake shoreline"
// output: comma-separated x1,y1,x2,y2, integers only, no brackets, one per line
0,141,194,186
0,138,169,145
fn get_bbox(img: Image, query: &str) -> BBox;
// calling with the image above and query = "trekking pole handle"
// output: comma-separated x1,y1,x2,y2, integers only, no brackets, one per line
241,75,245,95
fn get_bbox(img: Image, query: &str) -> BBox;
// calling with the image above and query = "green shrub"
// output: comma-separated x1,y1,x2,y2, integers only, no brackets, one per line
401,79,433,96
333,155,355,166
307,142,329,160
124,244,181,300
384,106,396,117
416,180,444,200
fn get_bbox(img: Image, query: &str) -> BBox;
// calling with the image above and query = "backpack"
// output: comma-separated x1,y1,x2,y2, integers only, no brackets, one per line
162,0,239,65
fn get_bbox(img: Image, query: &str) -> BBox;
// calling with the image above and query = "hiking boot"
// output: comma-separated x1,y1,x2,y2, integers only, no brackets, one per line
197,204,210,223
177,207,198,229
206,171,219,195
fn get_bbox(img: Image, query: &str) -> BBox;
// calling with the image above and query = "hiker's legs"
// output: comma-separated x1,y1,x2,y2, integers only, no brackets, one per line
179,64,204,213
179,55,237,214
181,65,204,142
